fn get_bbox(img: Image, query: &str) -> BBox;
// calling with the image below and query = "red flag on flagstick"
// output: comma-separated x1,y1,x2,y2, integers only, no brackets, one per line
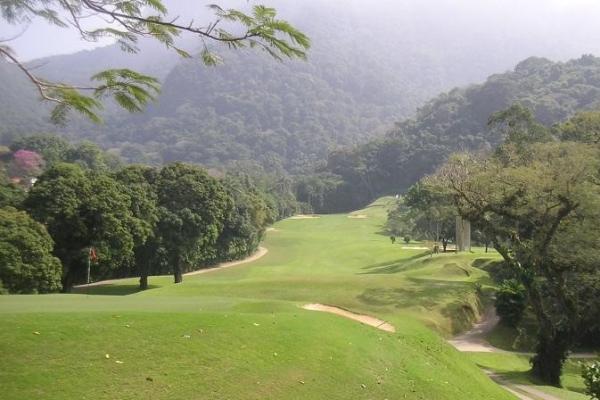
89,247,98,263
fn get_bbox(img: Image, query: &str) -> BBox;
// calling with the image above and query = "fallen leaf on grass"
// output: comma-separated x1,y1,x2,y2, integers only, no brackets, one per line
115,360,124,364
32,331,41,335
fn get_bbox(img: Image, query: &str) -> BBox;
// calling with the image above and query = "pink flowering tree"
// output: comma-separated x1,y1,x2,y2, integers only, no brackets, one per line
11,150,45,178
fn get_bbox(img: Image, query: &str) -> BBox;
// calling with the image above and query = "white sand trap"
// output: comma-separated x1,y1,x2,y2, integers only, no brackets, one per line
289,214,321,220
348,214,368,219
302,303,396,333
266,227,278,232
403,246,431,250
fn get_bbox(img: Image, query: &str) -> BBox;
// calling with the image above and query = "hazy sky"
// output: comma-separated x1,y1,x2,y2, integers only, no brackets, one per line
2,0,600,61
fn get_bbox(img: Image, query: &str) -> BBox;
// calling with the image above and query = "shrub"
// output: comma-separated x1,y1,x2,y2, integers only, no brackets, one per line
495,279,527,327
583,361,600,400
403,236,411,244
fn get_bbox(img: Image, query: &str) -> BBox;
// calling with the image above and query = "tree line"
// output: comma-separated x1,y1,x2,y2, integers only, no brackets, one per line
0,135,302,293
391,105,600,387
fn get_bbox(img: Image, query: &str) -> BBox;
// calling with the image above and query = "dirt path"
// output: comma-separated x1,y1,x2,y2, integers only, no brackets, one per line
448,307,500,352
302,304,396,333
449,307,597,358
76,246,268,288
449,308,596,400
485,371,562,400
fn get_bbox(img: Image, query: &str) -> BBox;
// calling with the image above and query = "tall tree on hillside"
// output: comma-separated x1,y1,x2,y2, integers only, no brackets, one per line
0,1,310,122
156,163,232,284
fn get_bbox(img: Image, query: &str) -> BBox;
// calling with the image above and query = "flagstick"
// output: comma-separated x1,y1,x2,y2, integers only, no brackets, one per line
87,247,91,296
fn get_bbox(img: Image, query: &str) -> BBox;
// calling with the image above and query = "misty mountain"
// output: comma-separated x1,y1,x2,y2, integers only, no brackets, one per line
3,0,600,171
314,55,600,212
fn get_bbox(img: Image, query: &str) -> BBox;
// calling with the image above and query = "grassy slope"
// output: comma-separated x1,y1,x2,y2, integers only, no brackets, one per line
469,353,591,400
0,197,514,400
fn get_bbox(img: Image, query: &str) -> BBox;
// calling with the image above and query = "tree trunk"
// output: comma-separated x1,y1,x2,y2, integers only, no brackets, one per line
139,274,148,290
174,258,183,284
442,238,448,252
527,282,573,387
61,271,75,293
530,329,571,386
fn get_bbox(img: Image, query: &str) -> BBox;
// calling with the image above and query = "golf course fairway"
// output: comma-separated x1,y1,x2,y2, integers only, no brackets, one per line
0,197,519,399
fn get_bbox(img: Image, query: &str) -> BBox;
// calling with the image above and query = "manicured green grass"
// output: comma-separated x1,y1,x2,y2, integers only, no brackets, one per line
0,197,515,399
469,352,596,400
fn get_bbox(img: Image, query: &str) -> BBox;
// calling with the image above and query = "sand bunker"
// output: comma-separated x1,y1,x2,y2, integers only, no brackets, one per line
348,214,368,219
302,303,396,333
289,214,321,220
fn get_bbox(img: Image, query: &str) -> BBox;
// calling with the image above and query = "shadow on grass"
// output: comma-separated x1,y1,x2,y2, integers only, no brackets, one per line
359,252,430,275
479,367,587,394
442,297,482,334
357,278,476,309
71,284,161,296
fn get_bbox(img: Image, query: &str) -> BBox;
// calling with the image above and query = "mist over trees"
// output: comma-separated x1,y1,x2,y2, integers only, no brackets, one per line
4,1,600,174
316,55,600,212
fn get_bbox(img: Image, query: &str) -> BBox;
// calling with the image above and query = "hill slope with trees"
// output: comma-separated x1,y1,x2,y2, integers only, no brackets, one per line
4,1,600,172
316,55,600,212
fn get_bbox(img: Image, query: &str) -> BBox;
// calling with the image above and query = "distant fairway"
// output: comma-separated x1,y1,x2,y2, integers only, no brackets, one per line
0,197,516,400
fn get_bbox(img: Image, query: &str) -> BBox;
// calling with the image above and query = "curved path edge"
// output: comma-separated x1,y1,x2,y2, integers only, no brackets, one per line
302,303,396,333
76,246,268,288
450,307,597,400
448,307,597,358
185,246,268,277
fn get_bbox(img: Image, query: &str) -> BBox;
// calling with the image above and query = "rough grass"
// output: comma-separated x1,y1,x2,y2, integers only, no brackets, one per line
469,352,596,400
0,197,515,400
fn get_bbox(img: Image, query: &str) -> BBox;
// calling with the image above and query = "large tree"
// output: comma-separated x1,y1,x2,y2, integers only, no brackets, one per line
0,1,309,122
433,138,600,385
216,175,270,262
0,206,62,293
113,164,159,290
24,163,138,290
156,162,231,283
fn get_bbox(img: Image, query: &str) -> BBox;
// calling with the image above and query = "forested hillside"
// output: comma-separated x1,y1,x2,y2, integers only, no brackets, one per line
315,55,600,212
3,0,600,172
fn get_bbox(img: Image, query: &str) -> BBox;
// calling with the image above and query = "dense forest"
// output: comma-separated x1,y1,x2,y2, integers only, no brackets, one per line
3,0,600,173
313,55,600,212
0,135,304,293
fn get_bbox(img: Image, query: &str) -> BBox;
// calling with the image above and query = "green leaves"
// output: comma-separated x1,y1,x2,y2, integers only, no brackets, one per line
48,69,160,124
1,1,310,123
93,69,160,113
